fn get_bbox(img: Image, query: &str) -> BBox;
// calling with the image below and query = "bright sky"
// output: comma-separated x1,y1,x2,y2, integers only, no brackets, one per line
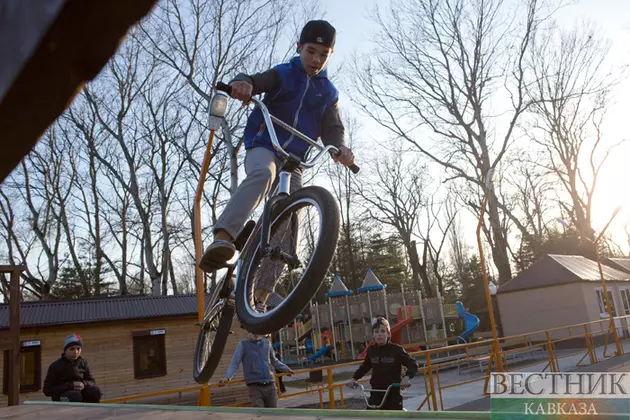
318,0,630,251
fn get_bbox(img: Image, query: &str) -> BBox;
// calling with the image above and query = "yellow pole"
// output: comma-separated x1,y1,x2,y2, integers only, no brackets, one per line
593,210,623,357
327,367,335,409
194,130,216,323
476,171,504,374
194,130,216,405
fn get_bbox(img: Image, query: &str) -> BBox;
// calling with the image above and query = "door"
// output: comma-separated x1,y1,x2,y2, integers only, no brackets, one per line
595,287,624,337
619,287,630,335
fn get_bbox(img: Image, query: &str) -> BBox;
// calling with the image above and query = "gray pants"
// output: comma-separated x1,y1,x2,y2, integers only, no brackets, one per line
247,384,278,408
215,147,303,295
215,147,302,241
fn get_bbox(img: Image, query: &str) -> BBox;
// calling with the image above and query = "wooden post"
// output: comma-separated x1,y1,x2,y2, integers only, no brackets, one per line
0,265,24,406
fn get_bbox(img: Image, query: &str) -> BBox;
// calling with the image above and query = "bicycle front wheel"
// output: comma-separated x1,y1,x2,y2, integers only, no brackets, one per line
235,186,340,334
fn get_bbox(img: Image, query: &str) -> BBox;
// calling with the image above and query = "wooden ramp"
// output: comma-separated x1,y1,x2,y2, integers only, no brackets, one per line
7,402,487,420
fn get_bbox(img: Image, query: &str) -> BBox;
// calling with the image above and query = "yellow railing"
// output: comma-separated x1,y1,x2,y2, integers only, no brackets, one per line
102,314,629,410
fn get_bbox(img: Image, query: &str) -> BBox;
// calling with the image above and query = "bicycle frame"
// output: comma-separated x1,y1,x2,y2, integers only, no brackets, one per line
207,89,338,301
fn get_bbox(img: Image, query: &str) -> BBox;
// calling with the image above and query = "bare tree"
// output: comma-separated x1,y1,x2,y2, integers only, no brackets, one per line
421,195,456,296
499,150,556,271
326,114,361,289
352,0,552,284
65,102,110,295
446,193,468,297
355,148,433,296
528,22,622,244
140,0,292,195
80,34,167,295
0,127,74,298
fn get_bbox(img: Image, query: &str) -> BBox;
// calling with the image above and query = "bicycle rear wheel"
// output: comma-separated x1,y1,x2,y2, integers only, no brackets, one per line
193,273,234,384
235,186,340,334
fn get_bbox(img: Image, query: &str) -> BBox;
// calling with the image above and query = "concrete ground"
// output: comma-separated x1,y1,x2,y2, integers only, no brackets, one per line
276,340,630,412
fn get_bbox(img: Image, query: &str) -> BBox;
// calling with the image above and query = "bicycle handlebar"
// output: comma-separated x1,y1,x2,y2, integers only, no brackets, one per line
216,82,360,174
351,383,402,410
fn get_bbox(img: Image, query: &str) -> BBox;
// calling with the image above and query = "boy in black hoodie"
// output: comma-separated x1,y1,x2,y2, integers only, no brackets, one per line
347,317,418,410
43,334,101,403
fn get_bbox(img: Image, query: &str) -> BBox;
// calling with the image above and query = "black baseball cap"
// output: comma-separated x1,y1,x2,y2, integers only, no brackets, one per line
299,20,336,49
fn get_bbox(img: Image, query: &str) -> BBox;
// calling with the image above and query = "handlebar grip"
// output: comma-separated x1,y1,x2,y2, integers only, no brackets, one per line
348,164,360,174
216,82,232,95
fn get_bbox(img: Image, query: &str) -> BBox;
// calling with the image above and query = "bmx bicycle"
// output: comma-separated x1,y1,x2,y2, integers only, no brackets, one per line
193,82,359,383
348,382,404,410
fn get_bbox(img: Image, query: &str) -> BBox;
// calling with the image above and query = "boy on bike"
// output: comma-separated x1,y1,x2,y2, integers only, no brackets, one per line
199,20,355,308
347,317,419,410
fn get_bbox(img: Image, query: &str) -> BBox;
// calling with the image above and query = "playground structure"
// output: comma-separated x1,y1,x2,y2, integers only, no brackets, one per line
275,270,480,366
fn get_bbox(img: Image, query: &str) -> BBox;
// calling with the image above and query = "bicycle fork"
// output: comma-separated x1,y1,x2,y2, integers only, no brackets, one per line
259,170,299,267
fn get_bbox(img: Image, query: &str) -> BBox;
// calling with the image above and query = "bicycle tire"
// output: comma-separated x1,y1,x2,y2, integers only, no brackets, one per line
235,186,340,334
192,299,234,384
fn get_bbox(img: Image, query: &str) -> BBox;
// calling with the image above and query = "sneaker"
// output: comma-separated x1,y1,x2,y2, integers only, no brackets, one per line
199,240,236,272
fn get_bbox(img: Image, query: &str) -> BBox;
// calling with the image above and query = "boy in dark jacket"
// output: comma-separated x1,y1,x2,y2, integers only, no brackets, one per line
43,334,101,403
199,20,355,308
347,317,418,410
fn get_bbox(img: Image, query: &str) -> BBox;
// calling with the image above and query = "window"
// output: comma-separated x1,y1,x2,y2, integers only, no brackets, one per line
596,289,617,316
3,340,41,394
132,329,167,379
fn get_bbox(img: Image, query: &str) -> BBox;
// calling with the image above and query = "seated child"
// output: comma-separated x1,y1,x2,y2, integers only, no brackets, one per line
43,334,102,403
347,317,419,410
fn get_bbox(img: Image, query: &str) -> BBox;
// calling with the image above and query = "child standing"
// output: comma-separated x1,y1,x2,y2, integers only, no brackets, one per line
219,333,294,407
347,317,419,410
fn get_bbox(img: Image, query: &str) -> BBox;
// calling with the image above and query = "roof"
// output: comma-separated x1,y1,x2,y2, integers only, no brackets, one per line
358,269,386,292
603,257,630,274
326,276,352,297
0,293,207,329
497,254,630,294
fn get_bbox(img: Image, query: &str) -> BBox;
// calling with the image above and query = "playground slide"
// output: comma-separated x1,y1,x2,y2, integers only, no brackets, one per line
358,315,414,359
307,345,333,361
298,327,314,343
456,301,480,343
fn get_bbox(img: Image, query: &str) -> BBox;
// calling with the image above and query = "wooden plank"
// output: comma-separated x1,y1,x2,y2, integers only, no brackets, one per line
0,265,25,273
9,402,488,419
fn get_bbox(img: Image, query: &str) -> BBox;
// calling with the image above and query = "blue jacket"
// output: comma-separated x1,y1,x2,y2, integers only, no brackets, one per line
242,57,340,159
225,338,291,385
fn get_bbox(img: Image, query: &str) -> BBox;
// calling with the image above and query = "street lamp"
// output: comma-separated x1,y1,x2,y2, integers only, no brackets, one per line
194,89,230,322
489,283,497,296
476,167,505,377
192,87,230,407
556,208,624,357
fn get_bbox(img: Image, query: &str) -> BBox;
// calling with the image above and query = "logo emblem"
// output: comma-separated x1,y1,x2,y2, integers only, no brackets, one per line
317,37,323,43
